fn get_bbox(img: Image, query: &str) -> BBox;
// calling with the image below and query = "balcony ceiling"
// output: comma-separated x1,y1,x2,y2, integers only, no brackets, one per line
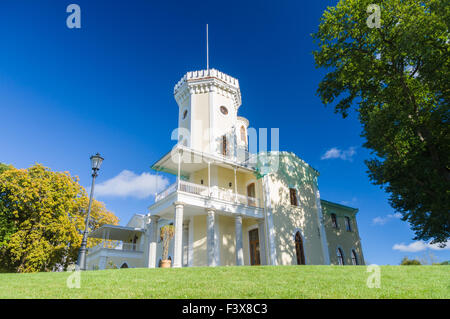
152,145,255,177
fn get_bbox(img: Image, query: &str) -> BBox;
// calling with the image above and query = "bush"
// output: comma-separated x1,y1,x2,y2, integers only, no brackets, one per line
400,257,421,265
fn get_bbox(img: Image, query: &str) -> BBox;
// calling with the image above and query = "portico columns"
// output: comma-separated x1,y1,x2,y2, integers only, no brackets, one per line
173,202,184,268
235,215,244,266
234,167,238,203
207,209,219,266
208,161,211,196
146,215,159,268
182,220,190,267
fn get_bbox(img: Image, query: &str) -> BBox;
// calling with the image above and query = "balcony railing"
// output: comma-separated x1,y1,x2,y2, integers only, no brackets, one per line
89,241,144,254
155,180,260,207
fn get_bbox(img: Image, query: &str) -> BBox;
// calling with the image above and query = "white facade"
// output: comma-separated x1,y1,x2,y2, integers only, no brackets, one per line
86,68,364,270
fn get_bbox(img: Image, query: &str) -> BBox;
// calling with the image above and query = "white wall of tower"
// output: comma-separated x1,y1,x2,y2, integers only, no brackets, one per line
174,69,246,157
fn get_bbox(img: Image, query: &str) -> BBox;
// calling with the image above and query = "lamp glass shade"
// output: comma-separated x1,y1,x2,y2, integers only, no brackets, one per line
90,153,104,170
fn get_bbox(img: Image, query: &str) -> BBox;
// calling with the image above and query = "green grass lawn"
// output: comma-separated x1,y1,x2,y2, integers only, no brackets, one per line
0,265,448,299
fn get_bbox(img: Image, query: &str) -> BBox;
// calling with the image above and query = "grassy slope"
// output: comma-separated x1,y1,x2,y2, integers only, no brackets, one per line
0,265,448,299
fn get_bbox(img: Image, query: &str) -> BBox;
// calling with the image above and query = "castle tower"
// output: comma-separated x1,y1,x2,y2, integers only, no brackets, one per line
173,69,248,158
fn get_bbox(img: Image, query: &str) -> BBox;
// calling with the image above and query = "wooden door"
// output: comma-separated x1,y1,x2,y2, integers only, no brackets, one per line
249,229,261,265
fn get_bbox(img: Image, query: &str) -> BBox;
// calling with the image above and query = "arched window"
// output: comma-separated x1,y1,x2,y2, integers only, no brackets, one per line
240,126,246,144
331,213,338,228
289,188,298,206
120,263,129,268
337,248,345,265
351,249,358,265
345,216,352,231
295,231,306,265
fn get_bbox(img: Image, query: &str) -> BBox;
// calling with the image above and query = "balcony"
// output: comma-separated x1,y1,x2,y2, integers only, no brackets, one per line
155,180,260,208
89,241,144,255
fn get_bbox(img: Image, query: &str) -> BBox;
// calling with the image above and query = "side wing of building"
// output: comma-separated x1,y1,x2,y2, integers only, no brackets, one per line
321,200,365,265
263,152,329,265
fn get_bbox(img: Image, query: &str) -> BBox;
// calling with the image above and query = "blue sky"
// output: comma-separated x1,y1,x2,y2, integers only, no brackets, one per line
0,0,448,265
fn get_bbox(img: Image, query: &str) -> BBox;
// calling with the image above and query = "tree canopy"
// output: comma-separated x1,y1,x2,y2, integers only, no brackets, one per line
0,163,118,272
313,0,449,245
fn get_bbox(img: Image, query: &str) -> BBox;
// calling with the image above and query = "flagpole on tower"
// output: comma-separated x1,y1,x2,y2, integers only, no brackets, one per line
206,24,209,70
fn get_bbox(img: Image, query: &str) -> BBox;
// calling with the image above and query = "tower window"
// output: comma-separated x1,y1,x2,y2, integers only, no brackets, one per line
289,188,298,206
182,110,188,119
220,106,228,115
240,126,246,143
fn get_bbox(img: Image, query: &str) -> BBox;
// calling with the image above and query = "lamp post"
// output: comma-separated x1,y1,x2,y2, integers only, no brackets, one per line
77,153,104,270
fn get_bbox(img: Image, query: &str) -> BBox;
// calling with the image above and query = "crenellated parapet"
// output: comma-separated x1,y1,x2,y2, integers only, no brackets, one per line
174,68,242,110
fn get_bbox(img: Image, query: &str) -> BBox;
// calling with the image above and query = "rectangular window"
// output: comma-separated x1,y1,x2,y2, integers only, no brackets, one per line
289,188,298,206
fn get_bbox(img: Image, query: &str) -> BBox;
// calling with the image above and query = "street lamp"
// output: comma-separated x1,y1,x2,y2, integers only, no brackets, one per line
77,153,104,270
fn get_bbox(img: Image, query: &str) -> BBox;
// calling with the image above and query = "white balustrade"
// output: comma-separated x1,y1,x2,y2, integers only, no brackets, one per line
155,182,177,202
178,180,209,196
154,180,260,208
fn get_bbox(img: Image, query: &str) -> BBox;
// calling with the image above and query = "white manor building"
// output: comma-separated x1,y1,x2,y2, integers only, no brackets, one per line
86,68,365,269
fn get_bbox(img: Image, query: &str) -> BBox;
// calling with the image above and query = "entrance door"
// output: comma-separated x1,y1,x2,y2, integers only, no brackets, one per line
249,229,261,265
247,183,256,206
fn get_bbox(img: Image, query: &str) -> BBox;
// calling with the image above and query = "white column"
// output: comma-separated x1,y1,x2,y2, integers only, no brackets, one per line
173,202,184,268
258,220,267,265
314,183,330,265
266,210,277,265
235,215,244,266
208,161,211,196
188,216,194,267
177,150,181,190
145,215,159,268
234,167,238,203
182,220,190,267
102,228,106,248
206,209,217,266
263,175,278,265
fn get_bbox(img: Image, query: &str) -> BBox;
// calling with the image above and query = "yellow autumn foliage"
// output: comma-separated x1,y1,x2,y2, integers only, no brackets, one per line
0,164,118,272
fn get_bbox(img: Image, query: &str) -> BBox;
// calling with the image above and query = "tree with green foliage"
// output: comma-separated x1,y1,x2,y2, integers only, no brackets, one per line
312,0,449,245
0,163,12,175
0,163,14,252
0,164,119,272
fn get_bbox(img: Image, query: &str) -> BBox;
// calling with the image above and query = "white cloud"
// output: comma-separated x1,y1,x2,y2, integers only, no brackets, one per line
392,241,450,253
372,212,402,225
321,147,356,161
94,170,170,199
